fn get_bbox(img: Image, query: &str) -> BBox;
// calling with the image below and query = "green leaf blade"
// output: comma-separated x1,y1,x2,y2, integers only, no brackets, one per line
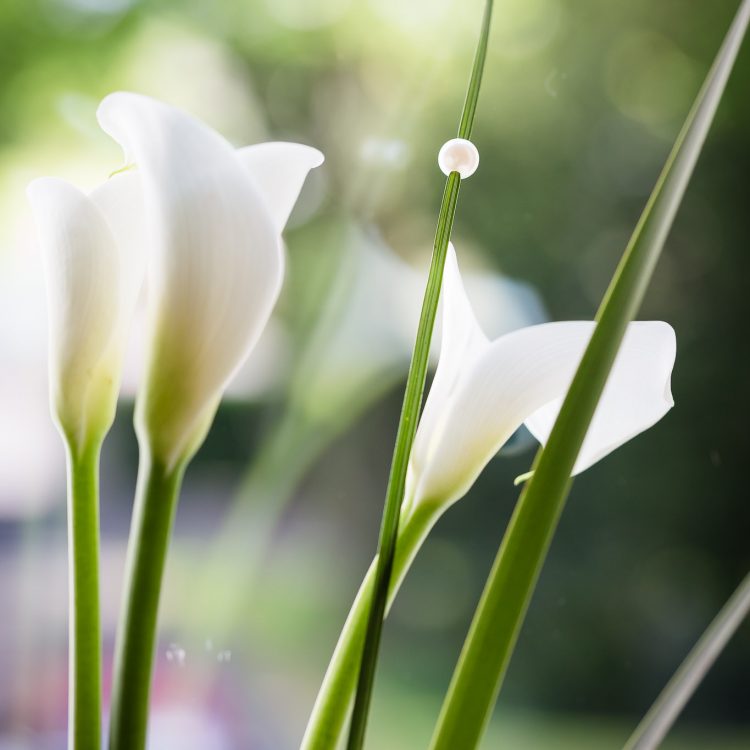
428,3,750,749
625,571,750,750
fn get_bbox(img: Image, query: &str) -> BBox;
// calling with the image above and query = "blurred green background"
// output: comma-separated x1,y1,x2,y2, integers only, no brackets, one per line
1,0,749,747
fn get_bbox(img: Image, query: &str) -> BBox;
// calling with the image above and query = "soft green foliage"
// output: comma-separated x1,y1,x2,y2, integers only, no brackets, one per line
3,0,750,746
429,3,750,748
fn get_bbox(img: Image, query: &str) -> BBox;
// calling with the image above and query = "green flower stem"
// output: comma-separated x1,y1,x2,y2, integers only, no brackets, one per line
66,440,103,750
108,452,187,750
624,570,750,750
345,3,494,747
344,171,460,750
429,3,750,749
301,502,439,750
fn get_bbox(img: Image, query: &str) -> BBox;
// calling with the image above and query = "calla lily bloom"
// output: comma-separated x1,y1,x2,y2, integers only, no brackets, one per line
28,161,147,750
27,171,145,450
405,244,676,513
302,243,676,750
96,92,323,466
101,93,324,750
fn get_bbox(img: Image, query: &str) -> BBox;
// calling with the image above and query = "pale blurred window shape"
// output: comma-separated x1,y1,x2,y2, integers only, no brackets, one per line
0,218,64,518
294,220,547,422
147,706,233,750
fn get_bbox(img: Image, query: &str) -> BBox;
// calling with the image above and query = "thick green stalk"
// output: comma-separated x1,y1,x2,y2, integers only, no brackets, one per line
301,503,438,750
429,3,750,749
624,570,750,750
108,452,186,750
345,2,494,747
66,440,102,750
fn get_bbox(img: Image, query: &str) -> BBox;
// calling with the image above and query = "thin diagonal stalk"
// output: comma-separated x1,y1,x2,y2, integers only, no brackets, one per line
429,2,750,749
624,570,750,750
344,169,459,750
344,3,494,748
66,440,102,750
457,0,493,141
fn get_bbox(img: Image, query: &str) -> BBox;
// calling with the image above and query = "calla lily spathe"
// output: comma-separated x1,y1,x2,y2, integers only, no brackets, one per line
27,171,145,450
96,92,323,466
405,244,676,512
299,244,676,750
27,160,147,750
28,93,322,461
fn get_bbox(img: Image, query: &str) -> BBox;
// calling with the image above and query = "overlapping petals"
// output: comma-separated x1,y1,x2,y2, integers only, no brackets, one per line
96,93,322,465
29,92,323,463
406,245,676,511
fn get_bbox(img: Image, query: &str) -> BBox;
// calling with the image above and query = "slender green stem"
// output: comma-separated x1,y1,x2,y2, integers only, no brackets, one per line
344,3,494,747
345,172,459,750
458,0,493,141
108,452,186,750
624,570,750,750
429,3,750,749
66,440,102,750
301,503,438,750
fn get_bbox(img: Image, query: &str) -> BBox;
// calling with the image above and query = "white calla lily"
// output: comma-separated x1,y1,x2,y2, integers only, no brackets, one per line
27,171,145,450
27,164,147,749
96,92,323,466
93,93,324,749
302,245,676,750
406,244,676,512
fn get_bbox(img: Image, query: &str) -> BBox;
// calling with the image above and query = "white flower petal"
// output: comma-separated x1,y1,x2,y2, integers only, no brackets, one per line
97,92,283,462
408,244,489,490
410,251,676,508
27,177,123,441
236,142,324,233
525,321,676,475
89,170,147,333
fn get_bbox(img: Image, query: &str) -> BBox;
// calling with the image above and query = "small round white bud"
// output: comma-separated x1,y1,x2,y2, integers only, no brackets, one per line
438,138,479,178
